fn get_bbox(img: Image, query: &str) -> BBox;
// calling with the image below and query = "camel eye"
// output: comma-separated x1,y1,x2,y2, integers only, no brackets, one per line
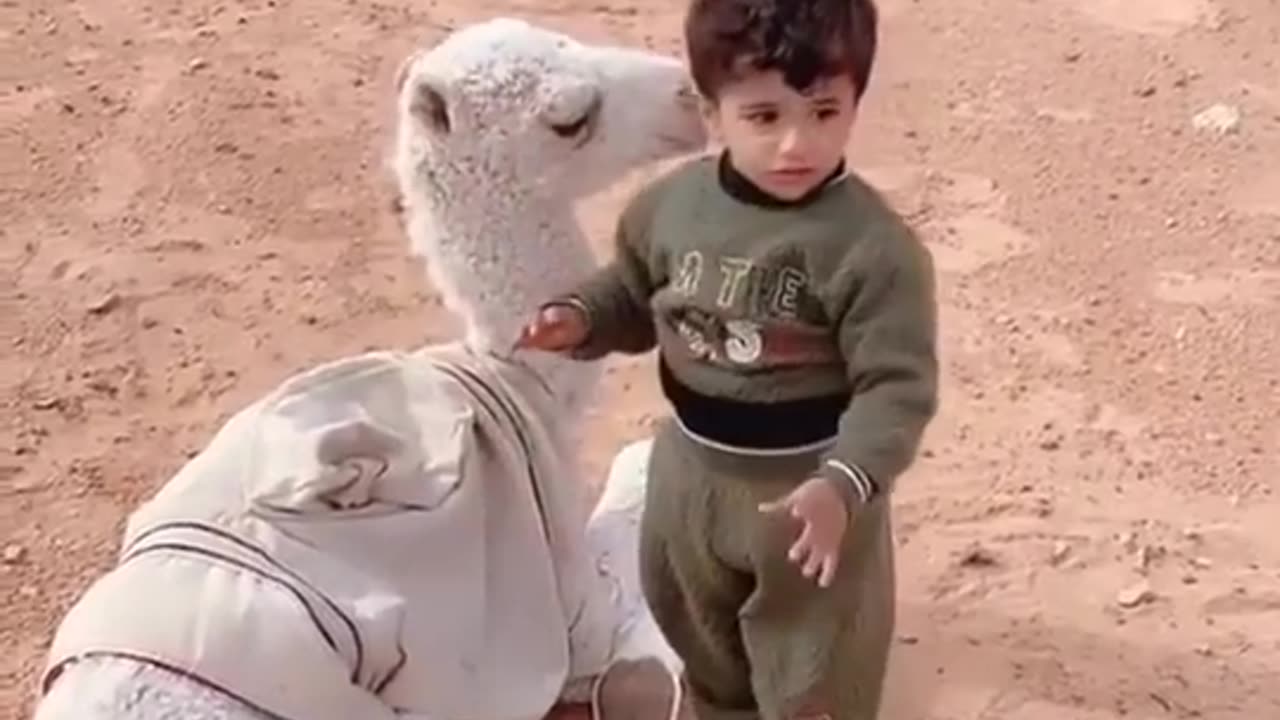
545,93,601,144
549,113,590,138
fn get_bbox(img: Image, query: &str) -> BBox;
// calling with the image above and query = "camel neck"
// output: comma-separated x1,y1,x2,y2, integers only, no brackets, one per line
409,191,605,415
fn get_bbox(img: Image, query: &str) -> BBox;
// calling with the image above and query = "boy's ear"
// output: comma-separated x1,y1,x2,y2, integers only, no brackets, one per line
697,97,723,143
697,96,717,120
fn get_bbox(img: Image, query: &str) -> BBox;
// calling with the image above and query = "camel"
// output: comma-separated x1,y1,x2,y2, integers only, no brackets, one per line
30,18,704,720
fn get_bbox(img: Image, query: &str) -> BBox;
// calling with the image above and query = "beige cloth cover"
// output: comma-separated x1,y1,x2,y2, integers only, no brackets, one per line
42,343,621,720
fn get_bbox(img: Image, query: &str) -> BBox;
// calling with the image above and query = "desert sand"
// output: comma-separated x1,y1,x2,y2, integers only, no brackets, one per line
2,0,1278,718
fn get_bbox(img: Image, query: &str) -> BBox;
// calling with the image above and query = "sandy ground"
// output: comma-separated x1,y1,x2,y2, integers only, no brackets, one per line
2,0,1279,718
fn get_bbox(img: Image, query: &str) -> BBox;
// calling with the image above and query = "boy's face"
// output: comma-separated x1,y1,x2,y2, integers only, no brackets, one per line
702,70,858,201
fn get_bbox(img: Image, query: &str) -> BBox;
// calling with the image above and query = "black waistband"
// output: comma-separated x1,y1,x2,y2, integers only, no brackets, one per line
658,357,850,449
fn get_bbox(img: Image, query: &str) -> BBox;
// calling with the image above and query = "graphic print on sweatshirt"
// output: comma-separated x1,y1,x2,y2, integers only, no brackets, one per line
655,247,841,372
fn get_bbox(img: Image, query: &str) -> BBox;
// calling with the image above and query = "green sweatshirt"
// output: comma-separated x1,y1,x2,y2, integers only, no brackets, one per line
555,153,938,508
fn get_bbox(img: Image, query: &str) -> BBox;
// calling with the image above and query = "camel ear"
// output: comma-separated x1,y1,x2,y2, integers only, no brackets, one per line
395,50,450,134
410,81,451,134
394,50,424,94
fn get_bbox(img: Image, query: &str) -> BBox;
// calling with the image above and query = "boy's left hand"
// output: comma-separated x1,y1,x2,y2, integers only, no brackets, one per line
758,477,850,588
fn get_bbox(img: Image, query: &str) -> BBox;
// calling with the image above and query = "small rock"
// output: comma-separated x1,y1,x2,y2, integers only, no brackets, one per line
31,396,63,410
897,634,919,645
1135,544,1159,571
1190,556,1213,570
1116,581,1156,608
187,57,210,73
1038,437,1061,451
1050,541,1071,565
958,543,999,568
19,584,38,598
1192,104,1241,134
87,293,121,315
3,544,27,564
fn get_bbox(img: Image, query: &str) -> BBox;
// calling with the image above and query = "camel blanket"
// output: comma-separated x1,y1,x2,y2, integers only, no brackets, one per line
42,343,621,720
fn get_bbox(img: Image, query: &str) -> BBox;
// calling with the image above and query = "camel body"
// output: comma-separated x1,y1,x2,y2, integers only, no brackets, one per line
32,17,702,720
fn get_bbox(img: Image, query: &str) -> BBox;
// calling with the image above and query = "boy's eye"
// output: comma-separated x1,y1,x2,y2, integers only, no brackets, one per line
745,110,779,125
815,108,839,121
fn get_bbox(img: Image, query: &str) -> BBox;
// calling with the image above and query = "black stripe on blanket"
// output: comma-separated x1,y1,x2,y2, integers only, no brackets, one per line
428,361,552,545
42,649,295,719
125,520,366,685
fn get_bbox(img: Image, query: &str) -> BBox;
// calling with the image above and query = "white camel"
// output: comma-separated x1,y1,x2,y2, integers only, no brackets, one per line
30,18,704,720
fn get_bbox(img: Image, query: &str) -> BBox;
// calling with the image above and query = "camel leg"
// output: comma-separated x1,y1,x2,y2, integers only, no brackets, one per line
584,437,681,672
573,437,692,720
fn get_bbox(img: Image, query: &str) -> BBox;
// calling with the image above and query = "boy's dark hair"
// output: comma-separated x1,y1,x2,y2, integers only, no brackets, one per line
684,0,879,101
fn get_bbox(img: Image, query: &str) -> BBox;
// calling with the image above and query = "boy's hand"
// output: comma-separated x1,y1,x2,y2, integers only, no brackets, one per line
515,304,590,352
758,477,850,588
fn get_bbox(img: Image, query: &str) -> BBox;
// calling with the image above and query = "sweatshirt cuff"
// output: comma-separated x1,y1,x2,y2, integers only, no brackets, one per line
818,458,879,514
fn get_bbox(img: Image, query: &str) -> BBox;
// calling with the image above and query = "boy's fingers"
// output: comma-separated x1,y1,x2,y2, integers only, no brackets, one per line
802,547,824,579
516,319,575,351
818,553,838,588
788,523,814,562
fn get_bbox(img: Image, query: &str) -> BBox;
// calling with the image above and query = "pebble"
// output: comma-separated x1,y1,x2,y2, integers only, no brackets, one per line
1050,540,1071,565
1116,581,1156,608
1192,104,1241,134
87,293,121,315
958,543,999,568
1135,544,1161,571
3,543,28,565
188,57,210,73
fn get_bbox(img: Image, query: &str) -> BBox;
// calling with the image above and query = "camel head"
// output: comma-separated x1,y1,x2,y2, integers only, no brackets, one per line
394,17,705,201
390,18,706,380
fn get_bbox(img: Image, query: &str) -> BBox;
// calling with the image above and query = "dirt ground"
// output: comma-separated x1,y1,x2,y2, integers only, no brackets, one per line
2,0,1278,718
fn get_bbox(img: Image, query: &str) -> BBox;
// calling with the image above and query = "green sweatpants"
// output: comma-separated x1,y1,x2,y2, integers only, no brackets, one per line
639,420,896,720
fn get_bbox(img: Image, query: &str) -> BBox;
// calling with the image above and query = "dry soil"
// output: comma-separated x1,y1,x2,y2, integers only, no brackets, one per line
2,1,1279,718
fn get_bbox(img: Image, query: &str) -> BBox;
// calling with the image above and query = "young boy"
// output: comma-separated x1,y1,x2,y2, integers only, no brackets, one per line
518,1,938,718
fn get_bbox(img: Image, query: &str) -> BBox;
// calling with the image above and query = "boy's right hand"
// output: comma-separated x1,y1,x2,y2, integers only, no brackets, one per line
514,304,590,353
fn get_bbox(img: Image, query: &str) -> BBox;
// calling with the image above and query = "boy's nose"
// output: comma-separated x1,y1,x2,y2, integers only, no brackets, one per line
778,127,806,157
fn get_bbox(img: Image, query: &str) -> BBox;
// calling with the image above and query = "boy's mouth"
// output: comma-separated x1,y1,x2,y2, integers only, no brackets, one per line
768,167,817,183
